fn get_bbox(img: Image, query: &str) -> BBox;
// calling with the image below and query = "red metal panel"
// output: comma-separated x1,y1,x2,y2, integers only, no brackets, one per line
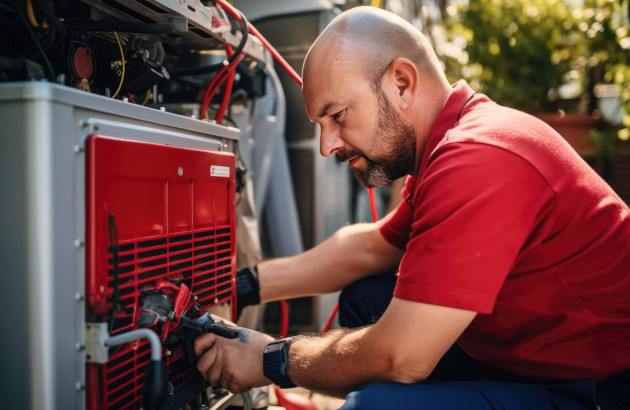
86,135,236,410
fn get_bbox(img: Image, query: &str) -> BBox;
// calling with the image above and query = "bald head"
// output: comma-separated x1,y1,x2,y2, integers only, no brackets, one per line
303,6,444,91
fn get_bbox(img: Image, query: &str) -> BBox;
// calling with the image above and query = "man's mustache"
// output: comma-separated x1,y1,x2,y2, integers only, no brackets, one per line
336,149,363,162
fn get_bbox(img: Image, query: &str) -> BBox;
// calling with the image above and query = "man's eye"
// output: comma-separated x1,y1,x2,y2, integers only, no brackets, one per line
331,109,345,121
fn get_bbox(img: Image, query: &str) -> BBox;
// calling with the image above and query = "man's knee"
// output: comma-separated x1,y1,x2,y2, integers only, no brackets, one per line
338,274,397,328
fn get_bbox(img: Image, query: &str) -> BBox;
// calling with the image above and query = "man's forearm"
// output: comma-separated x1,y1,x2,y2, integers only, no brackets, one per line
285,327,400,398
258,222,403,302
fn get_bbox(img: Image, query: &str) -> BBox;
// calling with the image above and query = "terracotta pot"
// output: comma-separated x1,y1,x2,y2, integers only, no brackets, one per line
535,112,599,156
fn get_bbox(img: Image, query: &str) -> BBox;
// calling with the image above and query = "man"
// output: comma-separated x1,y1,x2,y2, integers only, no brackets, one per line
195,7,630,409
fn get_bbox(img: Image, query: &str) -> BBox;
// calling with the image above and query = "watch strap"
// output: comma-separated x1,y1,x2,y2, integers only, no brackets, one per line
263,338,297,389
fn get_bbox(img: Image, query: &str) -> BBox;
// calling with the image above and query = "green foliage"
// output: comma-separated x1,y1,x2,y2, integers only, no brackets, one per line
441,0,584,113
440,0,629,135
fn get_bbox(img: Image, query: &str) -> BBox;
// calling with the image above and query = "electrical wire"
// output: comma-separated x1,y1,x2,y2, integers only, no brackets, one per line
199,50,244,120
26,0,39,27
279,300,288,338
210,0,302,86
141,90,153,106
31,0,66,38
368,188,379,221
170,10,248,77
127,92,137,104
215,45,236,123
9,0,54,78
199,65,230,120
111,32,125,99
214,68,234,122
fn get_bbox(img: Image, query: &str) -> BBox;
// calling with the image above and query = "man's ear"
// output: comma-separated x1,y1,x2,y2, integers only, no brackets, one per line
384,58,418,111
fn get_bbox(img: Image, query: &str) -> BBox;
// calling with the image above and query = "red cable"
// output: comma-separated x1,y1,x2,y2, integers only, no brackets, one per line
200,65,230,120
321,303,339,335
211,0,303,87
127,92,137,104
215,45,236,123
279,300,289,338
199,53,244,121
368,188,379,222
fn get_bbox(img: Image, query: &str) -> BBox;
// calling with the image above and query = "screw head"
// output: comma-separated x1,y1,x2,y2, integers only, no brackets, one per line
178,167,183,176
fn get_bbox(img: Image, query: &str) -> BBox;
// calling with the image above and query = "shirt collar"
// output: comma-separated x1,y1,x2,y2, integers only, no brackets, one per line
416,80,476,177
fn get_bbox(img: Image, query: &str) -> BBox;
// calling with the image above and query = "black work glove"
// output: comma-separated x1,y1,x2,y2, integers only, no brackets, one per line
236,266,261,320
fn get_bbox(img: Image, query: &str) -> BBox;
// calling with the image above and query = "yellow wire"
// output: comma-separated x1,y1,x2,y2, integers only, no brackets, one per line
26,0,48,28
111,32,125,99
26,0,39,27
140,90,153,106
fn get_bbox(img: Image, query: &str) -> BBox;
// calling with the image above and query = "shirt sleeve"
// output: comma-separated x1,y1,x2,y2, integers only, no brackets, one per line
393,142,554,314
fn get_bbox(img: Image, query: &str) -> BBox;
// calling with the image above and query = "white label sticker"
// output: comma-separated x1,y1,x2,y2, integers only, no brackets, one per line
210,165,230,178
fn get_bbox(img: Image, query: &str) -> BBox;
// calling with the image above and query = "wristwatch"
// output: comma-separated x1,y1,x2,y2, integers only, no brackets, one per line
263,338,297,389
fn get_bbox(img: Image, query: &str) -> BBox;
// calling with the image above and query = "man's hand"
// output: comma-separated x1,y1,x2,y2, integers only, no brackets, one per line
194,314,274,394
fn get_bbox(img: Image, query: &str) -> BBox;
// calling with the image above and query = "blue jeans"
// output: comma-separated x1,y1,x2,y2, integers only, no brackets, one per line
337,275,630,410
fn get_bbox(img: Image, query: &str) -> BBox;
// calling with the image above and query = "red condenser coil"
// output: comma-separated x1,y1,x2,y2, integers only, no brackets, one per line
85,135,236,410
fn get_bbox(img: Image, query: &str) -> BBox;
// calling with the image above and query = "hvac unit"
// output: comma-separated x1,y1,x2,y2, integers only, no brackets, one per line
0,82,239,410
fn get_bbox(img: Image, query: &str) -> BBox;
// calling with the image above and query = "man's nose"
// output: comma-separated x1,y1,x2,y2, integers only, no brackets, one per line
319,125,344,157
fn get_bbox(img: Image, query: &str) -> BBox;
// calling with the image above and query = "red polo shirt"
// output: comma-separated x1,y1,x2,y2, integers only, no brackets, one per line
380,81,630,382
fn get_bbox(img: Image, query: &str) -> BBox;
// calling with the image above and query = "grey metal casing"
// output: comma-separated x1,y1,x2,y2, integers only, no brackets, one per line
0,82,239,410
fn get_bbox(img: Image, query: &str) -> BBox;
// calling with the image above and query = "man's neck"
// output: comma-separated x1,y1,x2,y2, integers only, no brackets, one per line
411,83,453,176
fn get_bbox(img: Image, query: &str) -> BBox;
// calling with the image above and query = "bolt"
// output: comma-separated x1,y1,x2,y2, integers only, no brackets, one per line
74,239,84,248
75,293,84,302
178,167,183,176
75,342,85,351
74,145,84,154
75,382,85,391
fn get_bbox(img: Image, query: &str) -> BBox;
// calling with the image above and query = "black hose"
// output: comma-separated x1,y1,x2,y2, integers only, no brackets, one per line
64,18,186,34
31,0,67,38
170,12,248,77
42,26,56,51
226,11,248,64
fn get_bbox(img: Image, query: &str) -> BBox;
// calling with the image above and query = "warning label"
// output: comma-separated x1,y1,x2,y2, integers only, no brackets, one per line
210,165,230,177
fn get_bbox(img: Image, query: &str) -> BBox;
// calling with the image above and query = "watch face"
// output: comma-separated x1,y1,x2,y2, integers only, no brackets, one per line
266,342,284,353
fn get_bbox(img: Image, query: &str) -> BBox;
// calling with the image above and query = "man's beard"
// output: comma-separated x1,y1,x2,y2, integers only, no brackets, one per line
337,87,416,188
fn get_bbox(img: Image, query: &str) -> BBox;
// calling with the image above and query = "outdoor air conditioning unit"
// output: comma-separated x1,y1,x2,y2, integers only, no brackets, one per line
0,82,239,410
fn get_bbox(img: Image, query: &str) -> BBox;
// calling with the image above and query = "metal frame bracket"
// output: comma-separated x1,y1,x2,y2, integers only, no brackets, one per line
85,322,110,364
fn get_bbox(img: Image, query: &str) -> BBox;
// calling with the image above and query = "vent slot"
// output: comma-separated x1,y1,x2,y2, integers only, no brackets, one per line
100,227,234,409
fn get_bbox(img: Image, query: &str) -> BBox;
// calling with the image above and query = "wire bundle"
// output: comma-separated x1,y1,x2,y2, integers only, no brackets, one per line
199,44,245,122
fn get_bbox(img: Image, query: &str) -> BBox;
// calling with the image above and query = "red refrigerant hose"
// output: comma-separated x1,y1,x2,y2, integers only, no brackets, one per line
209,0,380,338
